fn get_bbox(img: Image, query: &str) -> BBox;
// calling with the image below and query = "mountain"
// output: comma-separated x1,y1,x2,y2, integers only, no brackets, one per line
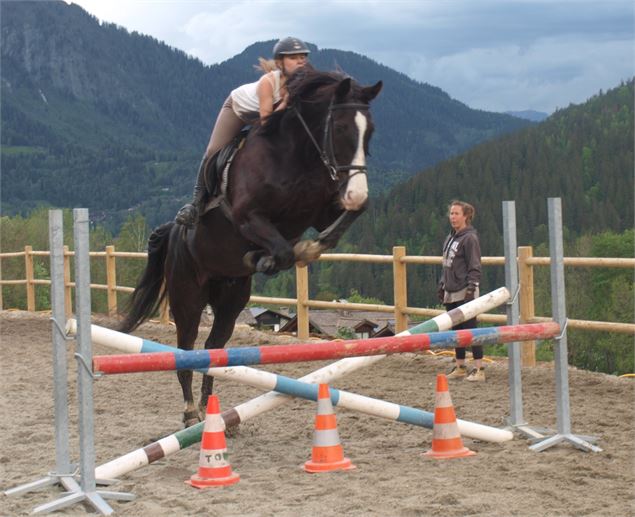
1,1,530,227
505,110,550,122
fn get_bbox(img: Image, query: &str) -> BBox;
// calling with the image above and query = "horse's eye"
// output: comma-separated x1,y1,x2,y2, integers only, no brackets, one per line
333,122,347,134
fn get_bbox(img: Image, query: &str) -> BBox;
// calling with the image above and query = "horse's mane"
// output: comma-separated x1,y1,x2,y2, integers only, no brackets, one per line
259,65,350,135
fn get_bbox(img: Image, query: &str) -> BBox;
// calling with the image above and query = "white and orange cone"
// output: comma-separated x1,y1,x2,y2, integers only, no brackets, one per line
186,395,240,488
424,374,476,460
304,383,356,473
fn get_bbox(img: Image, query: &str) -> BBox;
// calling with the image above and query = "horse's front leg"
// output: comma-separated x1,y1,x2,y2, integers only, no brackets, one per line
237,214,295,274
295,203,368,266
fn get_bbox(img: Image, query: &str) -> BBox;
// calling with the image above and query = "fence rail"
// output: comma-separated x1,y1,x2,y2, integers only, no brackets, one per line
1,245,633,367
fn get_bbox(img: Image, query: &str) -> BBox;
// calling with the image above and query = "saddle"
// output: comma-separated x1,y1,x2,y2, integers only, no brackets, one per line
201,129,249,203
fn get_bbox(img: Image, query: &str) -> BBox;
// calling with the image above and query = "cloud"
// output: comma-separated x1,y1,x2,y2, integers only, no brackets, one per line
394,35,633,112
69,0,634,113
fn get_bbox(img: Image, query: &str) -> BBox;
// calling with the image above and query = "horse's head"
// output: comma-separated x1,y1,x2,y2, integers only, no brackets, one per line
280,68,382,211
329,77,383,210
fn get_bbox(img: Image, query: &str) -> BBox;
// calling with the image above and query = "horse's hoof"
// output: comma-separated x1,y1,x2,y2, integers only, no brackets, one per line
256,255,277,274
183,410,201,428
243,251,260,271
293,240,323,264
198,402,207,422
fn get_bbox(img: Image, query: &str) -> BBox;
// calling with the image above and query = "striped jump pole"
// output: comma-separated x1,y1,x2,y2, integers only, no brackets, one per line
75,287,510,480
92,322,560,375
73,320,524,444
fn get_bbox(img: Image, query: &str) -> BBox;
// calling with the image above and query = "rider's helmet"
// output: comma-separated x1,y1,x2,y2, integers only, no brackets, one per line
273,37,310,59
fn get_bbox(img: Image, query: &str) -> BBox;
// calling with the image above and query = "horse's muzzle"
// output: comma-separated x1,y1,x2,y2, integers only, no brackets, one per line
342,188,368,211
342,169,368,210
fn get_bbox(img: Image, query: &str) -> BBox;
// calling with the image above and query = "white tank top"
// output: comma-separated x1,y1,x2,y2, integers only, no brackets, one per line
230,70,282,122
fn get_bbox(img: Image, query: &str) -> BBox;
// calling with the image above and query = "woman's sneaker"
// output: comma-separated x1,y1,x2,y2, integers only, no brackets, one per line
466,367,486,382
446,365,467,379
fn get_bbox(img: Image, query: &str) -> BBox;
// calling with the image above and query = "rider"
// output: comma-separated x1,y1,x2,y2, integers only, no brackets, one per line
175,37,311,227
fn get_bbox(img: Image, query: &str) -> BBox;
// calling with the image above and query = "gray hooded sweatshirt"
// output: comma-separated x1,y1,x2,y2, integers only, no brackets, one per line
439,225,481,293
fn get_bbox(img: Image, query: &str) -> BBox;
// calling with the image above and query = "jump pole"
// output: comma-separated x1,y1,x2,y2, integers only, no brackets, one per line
75,288,512,480
72,321,529,448
92,322,560,374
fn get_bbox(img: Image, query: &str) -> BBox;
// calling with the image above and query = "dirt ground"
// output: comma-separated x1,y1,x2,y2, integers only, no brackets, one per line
1,310,633,516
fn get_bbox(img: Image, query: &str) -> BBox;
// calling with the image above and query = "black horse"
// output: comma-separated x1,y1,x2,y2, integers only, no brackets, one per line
119,67,382,426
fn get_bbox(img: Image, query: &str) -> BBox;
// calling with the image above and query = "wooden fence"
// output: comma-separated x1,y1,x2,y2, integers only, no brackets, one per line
1,245,633,367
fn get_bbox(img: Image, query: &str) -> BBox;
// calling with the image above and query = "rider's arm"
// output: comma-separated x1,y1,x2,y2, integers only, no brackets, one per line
257,73,275,119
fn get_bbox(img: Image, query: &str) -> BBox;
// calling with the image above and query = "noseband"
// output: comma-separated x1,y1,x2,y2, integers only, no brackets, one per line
294,100,370,181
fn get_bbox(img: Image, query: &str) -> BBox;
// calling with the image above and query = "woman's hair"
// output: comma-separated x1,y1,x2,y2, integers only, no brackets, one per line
448,200,476,224
255,57,279,73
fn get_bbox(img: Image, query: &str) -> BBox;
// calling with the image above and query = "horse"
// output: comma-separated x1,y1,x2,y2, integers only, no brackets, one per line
119,67,382,427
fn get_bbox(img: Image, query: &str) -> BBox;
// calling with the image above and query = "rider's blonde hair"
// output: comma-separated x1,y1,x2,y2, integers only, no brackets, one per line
255,58,279,73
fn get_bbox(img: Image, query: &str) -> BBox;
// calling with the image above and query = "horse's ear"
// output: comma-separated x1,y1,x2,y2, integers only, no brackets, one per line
361,81,383,102
335,78,352,100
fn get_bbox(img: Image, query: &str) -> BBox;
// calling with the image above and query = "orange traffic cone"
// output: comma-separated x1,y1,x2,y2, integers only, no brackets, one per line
424,374,476,460
186,395,240,488
304,383,356,473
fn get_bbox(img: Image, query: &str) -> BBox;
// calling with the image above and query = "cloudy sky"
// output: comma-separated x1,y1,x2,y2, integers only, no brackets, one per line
69,0,634,114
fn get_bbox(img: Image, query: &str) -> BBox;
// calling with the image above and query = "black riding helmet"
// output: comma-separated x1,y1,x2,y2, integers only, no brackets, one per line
273,37,310,59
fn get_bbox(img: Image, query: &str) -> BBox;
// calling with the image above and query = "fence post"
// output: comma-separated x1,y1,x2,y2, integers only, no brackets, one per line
518,246,536,366
296,264,309,339
0,256,3,311
392,246,408,333
106,245,117,317
24,245,35,311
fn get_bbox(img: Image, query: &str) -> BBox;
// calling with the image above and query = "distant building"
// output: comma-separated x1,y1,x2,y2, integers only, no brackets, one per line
200,306,292,331
372,322,395,338
249,307,293,332
202,305,396,338
279,310,395,339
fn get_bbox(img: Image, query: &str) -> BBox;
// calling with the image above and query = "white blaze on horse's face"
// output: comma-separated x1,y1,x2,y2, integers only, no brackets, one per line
342,111,369,211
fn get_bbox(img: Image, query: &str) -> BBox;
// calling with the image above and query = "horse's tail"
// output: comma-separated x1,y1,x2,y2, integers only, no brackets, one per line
118,221,174,333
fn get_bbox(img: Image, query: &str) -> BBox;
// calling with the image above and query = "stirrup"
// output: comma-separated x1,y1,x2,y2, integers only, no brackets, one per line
175,203,199,227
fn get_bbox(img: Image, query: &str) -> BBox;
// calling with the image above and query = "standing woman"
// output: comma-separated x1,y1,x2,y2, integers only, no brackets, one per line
176,37,310,227
437,200,485,382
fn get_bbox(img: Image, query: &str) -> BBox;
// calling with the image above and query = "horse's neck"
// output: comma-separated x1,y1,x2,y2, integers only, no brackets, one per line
284,114,327,169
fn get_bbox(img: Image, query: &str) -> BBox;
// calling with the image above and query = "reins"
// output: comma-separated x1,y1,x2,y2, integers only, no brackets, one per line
293,100,370,181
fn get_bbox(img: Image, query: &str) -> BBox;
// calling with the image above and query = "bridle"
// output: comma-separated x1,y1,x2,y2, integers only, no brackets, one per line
293,99,370,181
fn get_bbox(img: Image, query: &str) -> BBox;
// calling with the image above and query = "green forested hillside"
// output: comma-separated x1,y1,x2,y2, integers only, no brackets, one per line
1,1,529,228
352,81,634,253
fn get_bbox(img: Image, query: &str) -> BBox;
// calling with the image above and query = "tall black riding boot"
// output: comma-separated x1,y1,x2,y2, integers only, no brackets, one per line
175,157,207,227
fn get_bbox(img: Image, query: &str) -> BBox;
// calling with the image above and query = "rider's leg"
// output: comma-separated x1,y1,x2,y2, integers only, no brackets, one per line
175,96,245,227
175,157,208,227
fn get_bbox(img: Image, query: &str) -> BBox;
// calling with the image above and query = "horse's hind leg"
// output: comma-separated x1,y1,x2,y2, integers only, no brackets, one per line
199,276,252,419
171,285,208,427
176,324,201,427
